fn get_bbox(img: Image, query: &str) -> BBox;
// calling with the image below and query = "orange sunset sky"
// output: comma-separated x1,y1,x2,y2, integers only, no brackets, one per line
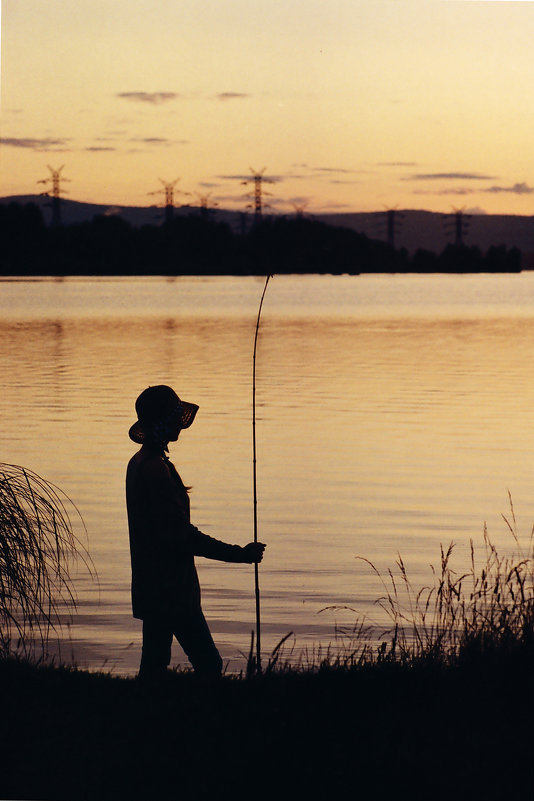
1,0,534,216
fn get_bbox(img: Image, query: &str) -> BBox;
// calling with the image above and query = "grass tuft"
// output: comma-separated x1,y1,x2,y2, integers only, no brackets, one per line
344,495,534,669
0,462,95,660
261,495,534,675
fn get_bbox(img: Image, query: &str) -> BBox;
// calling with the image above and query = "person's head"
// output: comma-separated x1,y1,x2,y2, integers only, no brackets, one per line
128,385,198,448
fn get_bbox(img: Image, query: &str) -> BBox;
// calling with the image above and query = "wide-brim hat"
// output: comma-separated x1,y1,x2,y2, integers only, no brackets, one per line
128,385,199,444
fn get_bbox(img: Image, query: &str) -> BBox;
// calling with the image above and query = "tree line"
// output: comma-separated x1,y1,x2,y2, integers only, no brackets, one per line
0,200,522,275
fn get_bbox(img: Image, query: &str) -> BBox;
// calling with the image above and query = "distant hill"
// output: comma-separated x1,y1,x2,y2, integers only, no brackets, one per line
0,195,200,228
316,210,534,261
0,195,243,231
2,195,534,260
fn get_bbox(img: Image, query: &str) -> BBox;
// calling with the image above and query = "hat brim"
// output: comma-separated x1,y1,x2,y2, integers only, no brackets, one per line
128,400,199,444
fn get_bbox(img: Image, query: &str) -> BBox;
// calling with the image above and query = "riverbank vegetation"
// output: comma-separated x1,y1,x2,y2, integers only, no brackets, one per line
1,636,531,801
1,496,532,799
1,200,522,276
0,463,93,661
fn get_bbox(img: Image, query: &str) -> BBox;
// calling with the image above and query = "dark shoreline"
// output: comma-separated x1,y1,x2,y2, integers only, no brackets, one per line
1,200,523,277
1,646,532,801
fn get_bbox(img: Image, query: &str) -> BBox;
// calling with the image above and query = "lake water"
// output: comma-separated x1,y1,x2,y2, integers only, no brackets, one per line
2,272,534,674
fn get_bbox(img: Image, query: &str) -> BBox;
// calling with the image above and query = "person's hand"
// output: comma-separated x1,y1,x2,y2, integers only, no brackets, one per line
242,542,266,564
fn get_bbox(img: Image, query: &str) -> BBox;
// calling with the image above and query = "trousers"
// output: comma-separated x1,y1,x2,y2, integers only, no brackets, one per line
139,608,223,678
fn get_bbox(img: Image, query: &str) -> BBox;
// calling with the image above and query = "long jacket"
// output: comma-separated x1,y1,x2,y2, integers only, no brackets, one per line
126,445,248,621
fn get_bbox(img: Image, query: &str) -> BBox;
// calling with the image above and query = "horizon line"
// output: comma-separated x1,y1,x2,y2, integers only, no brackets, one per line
1,193,532,218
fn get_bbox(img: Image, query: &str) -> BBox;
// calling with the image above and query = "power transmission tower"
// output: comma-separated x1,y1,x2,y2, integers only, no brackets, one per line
242,167,272,223
149,178,187,224
444,207,471,247
370,207,403,249
291,201,309,220
37,164,70,226
384,207,404,249
195,191,219,220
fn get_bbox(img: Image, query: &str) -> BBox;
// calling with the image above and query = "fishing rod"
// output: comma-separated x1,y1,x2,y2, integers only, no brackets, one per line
252,274,271,674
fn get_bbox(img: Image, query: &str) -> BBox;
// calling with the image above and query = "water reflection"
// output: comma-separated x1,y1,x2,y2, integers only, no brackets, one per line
2,275,534,673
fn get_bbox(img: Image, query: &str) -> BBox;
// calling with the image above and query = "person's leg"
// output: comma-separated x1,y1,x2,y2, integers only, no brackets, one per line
139,618,173,678
173,609,223,678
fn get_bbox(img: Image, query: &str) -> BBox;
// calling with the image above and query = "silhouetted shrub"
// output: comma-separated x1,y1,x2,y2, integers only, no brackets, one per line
0,463,93,659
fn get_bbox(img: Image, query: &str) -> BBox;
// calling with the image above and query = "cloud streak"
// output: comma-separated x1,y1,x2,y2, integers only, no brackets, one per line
414,180,534,197
215,92,250,101
484,182,534,195
288,164,372,182
413,188,476,196
312,166,360,175
117,92,179,105
129,137,189,146
378,161,418,167
405,172,497,181
0,137,70,150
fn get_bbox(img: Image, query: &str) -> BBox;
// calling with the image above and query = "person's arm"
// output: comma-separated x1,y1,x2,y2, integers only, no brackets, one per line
193,533,265,563
142,457,265,563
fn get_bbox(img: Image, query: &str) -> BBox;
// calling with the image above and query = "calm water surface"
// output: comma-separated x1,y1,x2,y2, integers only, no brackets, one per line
2,273,534,673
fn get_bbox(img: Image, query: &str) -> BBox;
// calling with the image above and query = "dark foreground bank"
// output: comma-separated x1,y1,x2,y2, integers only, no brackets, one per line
1,645,532,801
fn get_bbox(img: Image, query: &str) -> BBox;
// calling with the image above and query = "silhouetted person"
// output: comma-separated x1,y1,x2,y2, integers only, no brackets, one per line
126,385,265,680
